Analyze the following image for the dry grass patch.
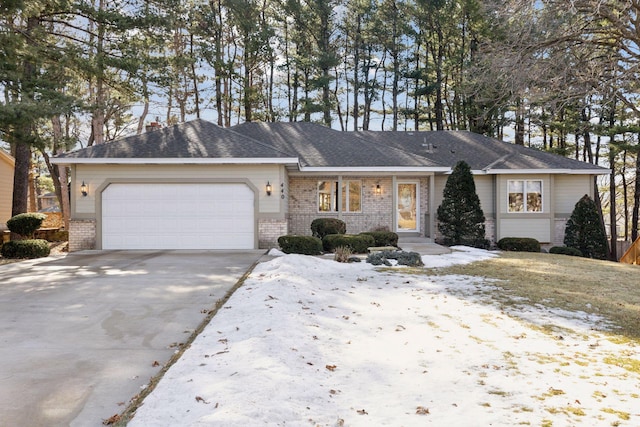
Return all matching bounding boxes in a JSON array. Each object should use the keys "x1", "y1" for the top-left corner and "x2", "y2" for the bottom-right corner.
[{"x1": 423, "y1": 251, "x2": 640, "y2": 340}]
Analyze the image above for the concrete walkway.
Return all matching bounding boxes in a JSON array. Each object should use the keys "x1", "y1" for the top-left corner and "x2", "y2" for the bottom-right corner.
[
  {"x1": 397, "y1": 237, "x2": 452, "y2": 255},
  {"x1": 0, "y1": 250, "x2": 263, "y2": 427}
]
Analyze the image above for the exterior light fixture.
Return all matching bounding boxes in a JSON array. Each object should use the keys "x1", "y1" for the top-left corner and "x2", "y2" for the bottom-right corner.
[
  {"x1": 266, "y1": 181, "x2": 272, "y2": 196},
  {"x1": 81, "y1": 181, "x2": 88, "y2": 197},
  {"x1": 375, "y1": 184, "x2": 381, "y2": 195}
]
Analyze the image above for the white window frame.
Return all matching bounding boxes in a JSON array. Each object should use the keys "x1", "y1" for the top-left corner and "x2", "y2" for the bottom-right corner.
[
  {"x1": 317, "y1": 180, "x2": 362, "y2": 213},
  {"x1": 508, "y1": 179, "x2": 543, "y2": 213}
]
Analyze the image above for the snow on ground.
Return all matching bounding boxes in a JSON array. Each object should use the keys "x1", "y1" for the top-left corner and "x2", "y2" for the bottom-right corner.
[{"x1": 129, "y1": 248, "x2": 640, "y2": 426}]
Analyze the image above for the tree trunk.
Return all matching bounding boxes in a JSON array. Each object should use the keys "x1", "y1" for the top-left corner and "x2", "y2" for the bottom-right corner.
[
  {"x1": 137, "y1": 73, "x2": 150, "y2": 134},
  {"x1": 190, "y1": 33, "x2": 201, "y2": 119},
  {"x1": 48, "y1": 115, "x2": 70, "y2": 230},
  {"x1": 433, "y1": 30, "x2": 444, "y2": 131},
  {"x1": 631, "y1": 135, "x2": 640, "y2": 241},
  {"x1": 621, "y1": 149, "x2": 629, "y2": 240},
  {"x1": 91, "y1": 0, "x2": 106, "y2": 145},
  {"x1": 11, "y1": 15, "x2": 39, "y2": 217},
  {"x1": 12, "y1": 141, "x2": 30, "y2": 217},
  {"x1": 609, "y1": 147, "x2": 618, "y2": 260},
  {"x1": 353, "y1": 14, "x2": 360, "y2": 131}
]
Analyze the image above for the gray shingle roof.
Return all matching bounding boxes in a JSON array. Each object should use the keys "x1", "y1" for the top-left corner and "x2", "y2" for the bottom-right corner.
[
  {"x1": 355, "y1": 130, "x2": 606, "y2": 172},
  {"x1": 231, "y1": 122, "x2": 441, "y2": 168},
  {"x1": 56, "y1": 119, "x2": 295, "y2": 160},
  {"x1": 55, "y1": 119, "x2": 607, "y2": 174}
]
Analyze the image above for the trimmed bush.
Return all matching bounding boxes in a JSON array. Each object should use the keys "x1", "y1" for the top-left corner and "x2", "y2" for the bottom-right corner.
[
  {"x1": 549, "y1": 246, "x2": 583, "y2": 257},
  {"x1": 7, "y1": 213, "x2": 47, "y2": 238},
  {"x1": 367, "y1": 250, "x2": 424, "y2": 267},
  {"x1": 277, "y1": 235, "x2": 323, "y2": 255},
  {"x1": 359, "y1": 231, "x2": 398, "y2": 247},
  {"x1": 1, "y1": 239, "x2": 51, "y2": 259},
  {"x1": 310, "y1": 218, "x2": 346, "y2": 239},
  {"x1": 322, "y1": 234, "x2": 375, "y2": 253},
  {"x1": 497, "y1": 237, "x2": 541, "y2": 252}
]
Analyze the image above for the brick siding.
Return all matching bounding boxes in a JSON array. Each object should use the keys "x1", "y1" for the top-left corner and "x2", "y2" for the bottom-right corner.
[
  {"x1": 258, "y1": 218, "x2": 288, "y2": 249},
  {"x1": 69, "y1": 219, "x2": 96, "y2": 252},
  {"x1": 287, "y1": 176, "x2": 427, "y2": 235}
]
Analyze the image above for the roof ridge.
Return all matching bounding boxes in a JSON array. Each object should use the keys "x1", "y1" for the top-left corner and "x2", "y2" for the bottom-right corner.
[{"x1": 351, "y1": 130, "x2": 446, "y2": 167}]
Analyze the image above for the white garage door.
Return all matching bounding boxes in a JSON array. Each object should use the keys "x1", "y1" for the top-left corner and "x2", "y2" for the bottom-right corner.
[{"x1": 102, "y1": 183, "x2": 254, "y2": 250}]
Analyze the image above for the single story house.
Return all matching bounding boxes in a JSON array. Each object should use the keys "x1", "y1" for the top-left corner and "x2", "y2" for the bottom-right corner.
[
  {"x1": 51, "y1": 119, "x2": 608, "y2": 251},
  {"x1": 0, "y1": 148, "x2": 15, "y2": 230}
]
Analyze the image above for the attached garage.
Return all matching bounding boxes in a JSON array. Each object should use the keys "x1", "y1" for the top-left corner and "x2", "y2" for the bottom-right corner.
[{"x1": 102, "y1": 183, "x2": 255, "y2": 250}]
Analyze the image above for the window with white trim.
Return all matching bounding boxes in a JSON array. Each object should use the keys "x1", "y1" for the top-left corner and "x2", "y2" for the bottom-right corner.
[
  {"x1": 318, "y1": 180, "x2": 361, "y2": 212},
  {"x1": 508, "y1": 180, "x2": 542, "y2": 212}
]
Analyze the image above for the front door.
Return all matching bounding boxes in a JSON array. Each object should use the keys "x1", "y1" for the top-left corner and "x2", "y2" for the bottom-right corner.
[{"x1": 396, "y1": 182, "x2": 419, "y2": 232}]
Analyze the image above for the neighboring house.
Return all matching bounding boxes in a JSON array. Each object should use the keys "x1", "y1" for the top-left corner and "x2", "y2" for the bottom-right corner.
[
  {"x1": 37, "y1": 192, "x2": 61, "y2": 212},
  {"x1": 0, "y1": 148, "x2": 15, "y2": 230},
  {"x1": 51, "y1": 119, "x2": 608, "y2": 252}
]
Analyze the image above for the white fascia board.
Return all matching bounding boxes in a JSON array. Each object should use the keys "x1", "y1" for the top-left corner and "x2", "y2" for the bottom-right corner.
[
  {"x1": 483, "y1": 168, "x2": 610, "y2": 175},
  {"x1": 50, "y1": 157, "x2": 299, "y2": 165},
  {"x1": 298, "y1": 166, "x2": 451, "y2": 173}
]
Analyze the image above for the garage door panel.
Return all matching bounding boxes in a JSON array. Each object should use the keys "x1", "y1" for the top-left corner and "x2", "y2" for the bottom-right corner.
[{"x1": 102, "y1": 183, "x2": 255, "y2": 250}]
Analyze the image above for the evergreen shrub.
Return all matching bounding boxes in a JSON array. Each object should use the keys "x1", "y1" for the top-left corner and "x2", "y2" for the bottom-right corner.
[
  {"x1": 549, "y1": 246, "x2": 583, "y2": 257},
  {"x1": 310, "y1": 218, "x2": 346, "y2": 238},
  {"x1": 7, "y1": 213, "x2": 47, "y2": 238},
  {"x1": 436, "y1": 161, "x2": 487, "y2": 248},
  {"x1": 277, "y1": 235, "x2": 323, "y2": 255},
  {"x1": 497, "y1": 237, "x2": 541, "y2": 252},
  {"x1": 564, "y1": 194, "x2": 609, "y2": 260},
  {"x1": 1, "y1": 239, "x2": 50, "y2": 259},
  {"x1": 322, "y1": 234, "x2": 375, "y2": 253},
  {"x1": 359, "y1": 231, "x2": 398, "y2": 247},
  {"x1": 366, "y1": 250, "x2": 424, "y2": 267}
]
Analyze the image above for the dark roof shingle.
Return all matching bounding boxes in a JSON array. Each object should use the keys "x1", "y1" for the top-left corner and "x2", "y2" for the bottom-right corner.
[
  {"x1": 56, "y1": 119, "x2": 295, "y2": 160},
  {"x1": 231, "y1": 122, "x2": 442, "y2": 168},
  {"x1": 55, "y1": 119, "x2": 607, "y2": 174},
  {"x1": 354, "y1": 130, "x2": 605, "y2": 172}
]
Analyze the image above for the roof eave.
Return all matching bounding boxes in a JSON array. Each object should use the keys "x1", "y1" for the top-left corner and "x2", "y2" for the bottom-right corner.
[
  {"x1": 50, "y1": 157, "x2": 300, "y2": 165},
  {"x1": 298, "y1": 166, "x2": 450, "y2": 173},
  {"x1": 482, "y1": 168, "x2": 610, "y2": 175}
]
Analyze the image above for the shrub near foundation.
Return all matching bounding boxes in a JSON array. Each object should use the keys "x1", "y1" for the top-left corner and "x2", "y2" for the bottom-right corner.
[
  {"x1": 359, "y1": 231, "x2": 398, "y2": 247},
  {"x1": 277, "y1": 235, "x2": 323, "y2": 255},
  {"x1": 497, "y1": 237, "x2": 541, "y2": 252},
  {"x1": 7, "y1": 213, "x2": 47, "y2": 238},
  {"x1": 310, "y1": 218, "x2": 346, "y2": 238},
  {"x1": 323, "y1": 234, "x2": 375, "y2": 253},
  {"x1": 549, "y1": 246, "x2": 583, "y2": 257},
  {"x1": 1, "y1": 239, "x2": 51, "y2": 259},
  {"x1": 366, "y1": 250, "x2": 424, "y2": 267}
]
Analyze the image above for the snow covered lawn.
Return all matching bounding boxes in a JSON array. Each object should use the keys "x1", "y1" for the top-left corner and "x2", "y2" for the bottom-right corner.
[{"x1": 129, "y1": 247, "x2": 640, "y2": 426}]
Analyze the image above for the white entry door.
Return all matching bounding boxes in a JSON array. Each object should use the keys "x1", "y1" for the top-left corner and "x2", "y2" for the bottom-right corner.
[
  {"x1": 102, "y1": 183, "x2": 254, "y2": 250},
  {"x1": 396, "y1": 182, "x2": 419, "y2": 232}
]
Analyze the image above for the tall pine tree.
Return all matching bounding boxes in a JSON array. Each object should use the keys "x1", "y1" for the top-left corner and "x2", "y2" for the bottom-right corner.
[{"x1": 436, "y1": 160, "x2": 488, "y2": 247}]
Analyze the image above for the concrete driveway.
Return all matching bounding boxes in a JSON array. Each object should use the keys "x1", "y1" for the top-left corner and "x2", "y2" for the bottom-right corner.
[{"x1": 0, "y1": 249, "x2": 264, "y2": 427}]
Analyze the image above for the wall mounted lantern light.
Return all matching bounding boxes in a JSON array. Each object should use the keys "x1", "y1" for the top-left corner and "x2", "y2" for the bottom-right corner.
[
  {"x1": 81, "y1": 181, "x2": 88, "y2": 197},
  {"x1": 266, "y1": 181, "x2": 272, "y2": 196},
  {"x1": 375, "y1": 184, "x2": 381, "y2": 195}
]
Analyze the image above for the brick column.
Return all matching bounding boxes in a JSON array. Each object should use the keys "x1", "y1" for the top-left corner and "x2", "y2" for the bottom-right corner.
[
  {"x1": 258, "y1": 218, "x2": 288, "y2": 249},
  {"x1": 69, "y1": 219, "x2": 96, "y2": 252}
]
